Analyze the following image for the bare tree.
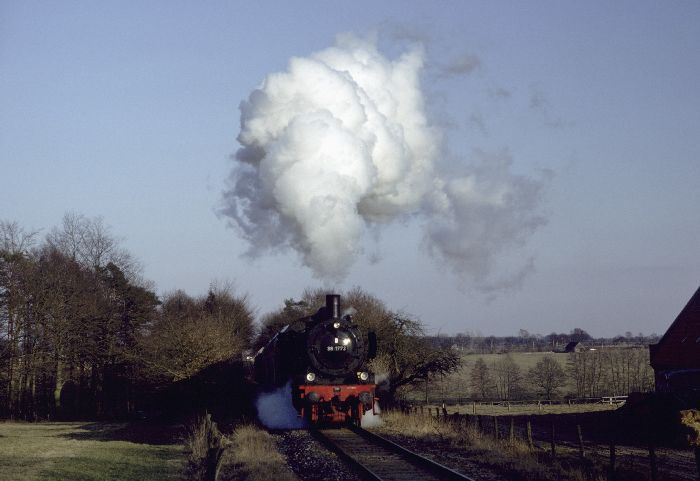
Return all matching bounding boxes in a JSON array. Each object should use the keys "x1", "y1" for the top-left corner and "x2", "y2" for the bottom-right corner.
[
  {"x1": 47, "y1": 212, "x2": 141, "y2": 281},
  {"x1": 568, "y1": 350, "x2": 605, "y2": 397},
  {"x1": 0, "y1": 220, "x2": 39, "y2": 255},
  {"x1": 529, "y1": 355, "x2": 567, "y2": 399},
  {"x1": 493, "y1": 354, "x2": 522, "y2": 400},
  {"x1": 469, "y1": 357, "x2": 493, "y2": 399}
]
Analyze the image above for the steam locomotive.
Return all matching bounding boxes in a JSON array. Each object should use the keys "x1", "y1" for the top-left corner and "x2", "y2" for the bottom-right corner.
[{"x1": 253, "y1": 294, "x2": 377, "y2": 424}]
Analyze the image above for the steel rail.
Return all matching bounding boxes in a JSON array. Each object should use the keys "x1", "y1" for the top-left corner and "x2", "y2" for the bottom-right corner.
[{"x1": 311, "y1": 425, "x2": 477, "y2": 481}]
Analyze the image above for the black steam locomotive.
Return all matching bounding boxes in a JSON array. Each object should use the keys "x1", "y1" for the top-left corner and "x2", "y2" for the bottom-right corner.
[{"x1": 254, "y1": 294, "x2": 377, "y2": 424}]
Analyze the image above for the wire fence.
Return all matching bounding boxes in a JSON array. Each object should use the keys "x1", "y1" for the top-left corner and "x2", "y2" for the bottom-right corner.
[{"x1": 395, "y1": 404, "x2": 699, "y2": 481}]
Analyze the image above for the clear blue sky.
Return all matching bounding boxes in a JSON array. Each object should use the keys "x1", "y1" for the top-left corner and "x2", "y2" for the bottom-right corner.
[{"x1": 1, "y1": 1, "x2": 698, "y2": 336}]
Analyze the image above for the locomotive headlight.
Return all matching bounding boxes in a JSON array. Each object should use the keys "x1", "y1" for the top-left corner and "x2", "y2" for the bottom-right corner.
[
  {"x1": 358, "y1": 371, "x2": 369, "y2": 381},
  {"x1": 306, "y1": 372, "x2": 316, "y2": 382},
  {"x1": 333, "y1": 321, "x2": 341, "y2": 329}
]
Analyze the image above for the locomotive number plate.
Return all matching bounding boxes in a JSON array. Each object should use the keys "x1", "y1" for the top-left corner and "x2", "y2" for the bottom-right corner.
[{"x1": 326, "y1": 346, "x2": 347, "y2": 351}]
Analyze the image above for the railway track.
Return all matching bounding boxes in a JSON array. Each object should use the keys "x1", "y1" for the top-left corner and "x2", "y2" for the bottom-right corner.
[{"x1": 312, "y1": 425, "x2": 476, "y2": 481}]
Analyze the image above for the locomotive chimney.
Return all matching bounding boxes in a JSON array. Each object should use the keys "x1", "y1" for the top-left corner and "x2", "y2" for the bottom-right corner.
[{"x1": 326, "y1": 294, "x2": 340, "y2": 319}]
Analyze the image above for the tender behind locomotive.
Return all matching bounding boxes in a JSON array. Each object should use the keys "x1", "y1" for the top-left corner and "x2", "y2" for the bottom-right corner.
[{"x1": 254, "y1": 294, "x2": 377, "y2": 424}]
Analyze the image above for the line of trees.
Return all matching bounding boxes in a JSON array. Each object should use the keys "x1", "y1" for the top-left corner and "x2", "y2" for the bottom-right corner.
[
  {"x1": 568, "y1": 347, "x2": 653, "y2": 397},
  {"x1": 463, "y1": 349, "x2": 654, "y2": 401},
  {"x1": 431, "y1": 329, "x2": 660, "y2": 354},
  {"x1": 0, "y1": 215, "x2": 254, "y2": 420},
  {"x1": 2, "y1": 215, "x2": 461, "y2": 419}
]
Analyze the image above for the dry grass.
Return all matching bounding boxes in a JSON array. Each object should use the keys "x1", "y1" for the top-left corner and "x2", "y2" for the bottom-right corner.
[
  {"x1": 377, "y1": 410, "x2": 611, "y2": 481},
  {"x1": 218, "y1": 425, "x2": 298, "y2": 481},
  {"x1": 184, "y1": 416, "x2": 214, "y2": 480},
  {"x1": 185, "y1": 417, "x2": 297, "y2": 481},
  {"x1": 428, "y1": 401, "x2": 618, "y2": 416}
]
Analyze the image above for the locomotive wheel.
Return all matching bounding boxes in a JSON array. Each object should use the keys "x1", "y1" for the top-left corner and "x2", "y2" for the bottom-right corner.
[
  {"x1": 349, "y1": 398, "x2": 361, "y2": 427},
  {"x1": 303, "y1": 403, "x2": 314, "y2": 424}
]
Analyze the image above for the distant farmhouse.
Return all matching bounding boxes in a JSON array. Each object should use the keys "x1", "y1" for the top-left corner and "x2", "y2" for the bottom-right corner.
[
  {"x1": 564, "y1": 341, "x2": 585, "y2": 353},
  {"x1": 649, "y1": 286, "x2": 700, "y2": 394},
  {"x1": 553, "y1": 341, "x2": 586, "y2": 353}
]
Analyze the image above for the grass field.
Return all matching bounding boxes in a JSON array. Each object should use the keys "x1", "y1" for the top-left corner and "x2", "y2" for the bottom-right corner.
[
  {"x1": 0, "y1": 422, "x2": 186, "y2": 481},
  {"x1": 405, "y1": 351, "x2": 577, "y2": 402}
]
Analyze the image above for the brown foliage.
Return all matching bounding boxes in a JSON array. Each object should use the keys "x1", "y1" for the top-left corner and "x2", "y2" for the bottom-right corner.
[{"x1": 142, "y1": 286, "x2": 254, "y2": 382}]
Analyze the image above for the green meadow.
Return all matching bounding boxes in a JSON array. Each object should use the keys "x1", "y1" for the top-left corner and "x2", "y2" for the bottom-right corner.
[{"x1": 0, "y1": 422, "x2": 185, "y2": 481}]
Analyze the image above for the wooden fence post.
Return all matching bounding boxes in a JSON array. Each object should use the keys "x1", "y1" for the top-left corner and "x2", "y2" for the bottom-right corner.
[
  {"x1": 549, "y1": 415, "x2": 556, "y2": 458},
  {"x1": 509, "y1": 417, "x2": 515, "y2": 446},
  {"x1": 472, "y1": 401, "x2": 476, "y2": 414},
  {"x1": 609, "y1": 435, "x2": 616, "y2": 480},
  {"x1": 648, "y1": 443, "x2": 658, "y2": 481},
  {"x1": 202, "y1": 413, "x2": 230, "y2": 481},
  {"x1": 577, "y1": 424, "x2": 585, "y2": 458}
]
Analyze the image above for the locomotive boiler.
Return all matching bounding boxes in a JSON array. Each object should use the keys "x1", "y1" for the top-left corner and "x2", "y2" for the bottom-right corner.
[{"x1": 254, "y1": 294, "x2": 377, "y2": 424}]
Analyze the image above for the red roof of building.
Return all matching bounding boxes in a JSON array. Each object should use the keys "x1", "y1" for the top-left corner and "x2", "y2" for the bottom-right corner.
[{"x1": 650, "y1": 286, "x2": 700, "y2": 370}]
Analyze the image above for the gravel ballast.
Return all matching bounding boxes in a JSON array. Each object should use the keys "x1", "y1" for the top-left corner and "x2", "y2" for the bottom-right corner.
[{"x1": 273, "y1": 429, "x2": 363, "y2": 481}]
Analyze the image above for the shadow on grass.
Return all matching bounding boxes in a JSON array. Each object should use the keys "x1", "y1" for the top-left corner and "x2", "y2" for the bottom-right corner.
[
  {"x1": 61, "y1": 422, "x2": 184, "y2": 445},
  {"x1": 39, "y1": 447, "x2": 184, "y2": 481}
]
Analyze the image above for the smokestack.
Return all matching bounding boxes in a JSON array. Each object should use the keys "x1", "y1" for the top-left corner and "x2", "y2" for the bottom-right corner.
[{"x1": 326, "y1": 294, "x2": 340, "y2": 319}]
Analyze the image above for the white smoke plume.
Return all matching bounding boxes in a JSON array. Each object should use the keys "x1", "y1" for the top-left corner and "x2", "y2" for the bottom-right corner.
[
  {"x1": 221, "y1": 34, "x2": 546, "y2": 289},
  {"x1": 256, "y1": 381, "x2": 307, "y2": 429}
]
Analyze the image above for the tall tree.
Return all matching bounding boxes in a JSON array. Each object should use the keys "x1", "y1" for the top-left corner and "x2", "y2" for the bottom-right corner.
[
  {"x1": 569, "y1": 328, "x2": 592, "y2": 343},
  {"x1": 47, "y1": 212, "x2": 140, "y2": 281},
  {"x1": 469, "y1": 357, "x2": 493, "y2": 399},
  {"x1": 493, "y1": 354, "x2": 522, "y2": 400},
  {"x1": 529, "y1": 355, "x2": 567, "y2": 399}
]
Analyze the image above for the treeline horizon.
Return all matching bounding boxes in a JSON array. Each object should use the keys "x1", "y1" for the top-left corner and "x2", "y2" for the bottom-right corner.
[
  {"x1": 1, "y1": 214, "x2": 462, "y2": 420},
  {"x1": 0, "y1": 214, "x2": 255, "y2": 421},
  {"x1": 419, "y1": 347, "x2": 656, "y2": 404},
  {"x1": 426, "y1": 329, "x2": 661, "y2": 355}
]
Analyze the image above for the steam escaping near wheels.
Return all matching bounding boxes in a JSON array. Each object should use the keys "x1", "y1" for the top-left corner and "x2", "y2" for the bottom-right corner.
[
  {"x1": 221, "y1": 33, "x2": 547, "y2": 291},
  {"x1": 256, "y1": 382, "x2": 307, "y2": 430},
  {"x1": 361, "y1": 402, "x2": 382, "y2": 428}
]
